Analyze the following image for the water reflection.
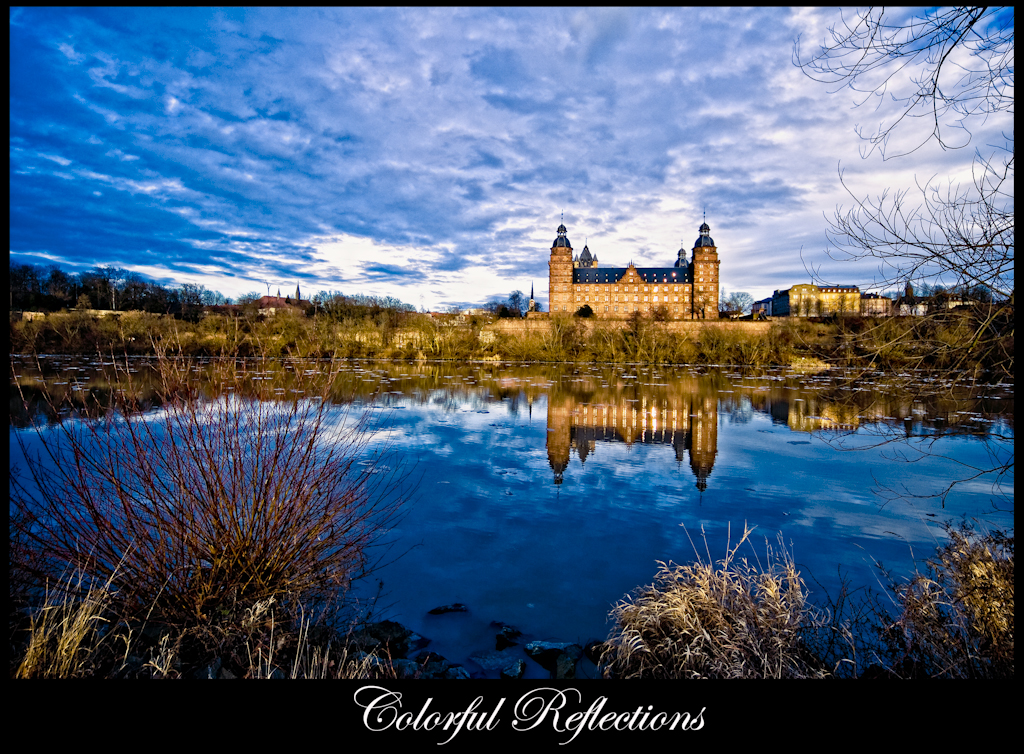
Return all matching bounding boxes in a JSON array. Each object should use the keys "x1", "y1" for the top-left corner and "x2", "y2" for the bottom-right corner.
[
  {"x1": 10, "y1": 356, "x2": 1014, "y2": 676},
  {"x1": 11, "y1": 356, "x2": 1013, "y2": 438},
  {"x1": 545, "y1": 374, "x2": 719, "y2": 491}
]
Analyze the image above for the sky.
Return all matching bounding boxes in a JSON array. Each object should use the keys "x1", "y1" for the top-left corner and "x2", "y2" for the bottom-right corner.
[{"x1": 9, "y1": 7, "x2": 1012, "y2": 310}]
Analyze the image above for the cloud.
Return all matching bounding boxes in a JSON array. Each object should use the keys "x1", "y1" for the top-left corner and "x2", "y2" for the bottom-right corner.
[{"x1": 8, "y1": 8, "x2": 1010, "y2": 307}]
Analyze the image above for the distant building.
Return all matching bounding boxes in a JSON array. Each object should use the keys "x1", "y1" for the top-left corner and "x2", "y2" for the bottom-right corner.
[
  {"x1": 208, "y1": 295, "x2": 310, "y2": 317},
  {"x1": 752, "y1": 297, "x2": 773, "y2": 318},
  {"x1": 859, "y1": 292, "x2": 893, "y2": 317},
  {"x1": 256, "y1": 295, "x2": 309, "y2": 314},
  {"x1": 893, "y1": 283, "x2": 972, "y2": 316},
  {"x1": 894, "y1": 283, "x2": 928, "y2": 316},
  {"x1": 771, "y1": 284, "x2": 860, "y2": 317}
]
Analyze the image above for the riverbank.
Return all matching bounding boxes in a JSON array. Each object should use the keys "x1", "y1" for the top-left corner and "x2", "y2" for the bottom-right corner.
[
  {"x1": 11, "y1": 520, "x2": 1011, "y2": 679},
  {"x1": 10, "y1": 306, "x2": 1012, "y2": 375}
]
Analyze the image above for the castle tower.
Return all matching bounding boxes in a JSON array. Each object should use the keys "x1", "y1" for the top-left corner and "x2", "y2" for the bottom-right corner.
[
  {"x1": 548, "y1": 221, "x2": 573, "y2": 314},
  {"x1": 577, "y1": 241, "x2": 597, "y2": 268},
  {"x1": 690, "y1": 220, "x2": 720, "y2": 319}
]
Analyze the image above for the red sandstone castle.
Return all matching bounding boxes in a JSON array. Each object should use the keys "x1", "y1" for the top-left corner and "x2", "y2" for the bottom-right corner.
[{"x1": 547, "y1": 219, "x2": 721, "y2": 319}]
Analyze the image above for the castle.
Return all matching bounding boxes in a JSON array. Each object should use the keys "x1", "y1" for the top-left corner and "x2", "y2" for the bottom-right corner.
[{"x1": 547, "y1": 219, "x2": 721, "y2": 319}]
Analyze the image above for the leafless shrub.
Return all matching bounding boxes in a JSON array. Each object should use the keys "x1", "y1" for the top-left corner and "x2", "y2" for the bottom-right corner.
[{"x1": 10, "y1": 354, "x2": 408, "y2": 633}]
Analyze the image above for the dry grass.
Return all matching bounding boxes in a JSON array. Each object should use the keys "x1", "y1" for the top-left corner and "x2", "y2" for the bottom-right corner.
[
  {"x1": 13, "y1": 584, "x2": 399, "y2": 679},
  {"x1": 875, "y1": 523, "x2": 1013, "y2": 678},
  {"x1": 14, "y1": 573, "x2": 114, "y2": 679},
  {"x1": 241, "y1": 600, "x2": 398, "y2": 679},
  {"x1": 602, "y1": 525, "x2": 828, "y2": 679}
]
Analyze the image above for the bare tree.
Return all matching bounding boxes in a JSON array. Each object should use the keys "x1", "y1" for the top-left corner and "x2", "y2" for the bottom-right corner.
[
  {"x1": 506, "y1": 290, "x2": 526, "y2": 316},
  {"x1": 795, "y1": 7, "x2": 1013, "y2": 377},
  {"x1": 721, "y1": 290, "x2": 754, "y2": 317},
  {"x1": 794, "y1": 7, "x2": 1014, "y2": 507},
  {"x1": 96, "y1": 266, "x2": 128, "y2": 311},
  {"x1": 794, "y1": 7, "x2": 1013, "y2": 158}
]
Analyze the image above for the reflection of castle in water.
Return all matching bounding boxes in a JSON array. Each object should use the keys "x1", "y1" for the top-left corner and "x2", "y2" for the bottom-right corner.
[{"x1": 546, "y1": 390, "x2": 718, "y2": 490}]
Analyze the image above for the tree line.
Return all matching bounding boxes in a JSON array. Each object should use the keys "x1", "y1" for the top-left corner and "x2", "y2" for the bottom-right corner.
[
  {"x1": 9, "y1": 262, "x2": 422, "y2": 324},
  {"x1": 9, "y1": 262, "x2": 230, "y2": 321}
]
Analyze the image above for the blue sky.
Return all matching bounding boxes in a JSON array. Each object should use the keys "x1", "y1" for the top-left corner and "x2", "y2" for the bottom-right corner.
[{"x1": 9, "y1": 7, "x2": 1011, "y2": 310}]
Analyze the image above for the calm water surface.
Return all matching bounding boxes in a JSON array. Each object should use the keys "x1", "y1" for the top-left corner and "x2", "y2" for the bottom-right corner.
[{"x1": 11, "y1": 356, "x2": 1013, "y2": 677}]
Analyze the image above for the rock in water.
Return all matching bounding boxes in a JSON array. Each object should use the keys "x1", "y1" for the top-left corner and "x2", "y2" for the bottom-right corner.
[
  {"x1": 501, "y1": 659, "x2": 526, "y2": 680},
  {"x1": 428, "y1": 603, "x2": 469, "y2": 615},
  {"x1": 525, "y1": 640, "x2": 583, "y2": 677}
]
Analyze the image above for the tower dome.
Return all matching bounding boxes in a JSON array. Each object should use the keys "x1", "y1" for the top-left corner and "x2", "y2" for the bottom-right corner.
[
  {"x1": 674, "y1": 239, "x2": 688, "y2": 268},
  {"x1": 552, "y1": 222, "x2": 572, "y2": 248},
  {"x1": 693, "y1": 221, "x2": 715, "y2": 249}
]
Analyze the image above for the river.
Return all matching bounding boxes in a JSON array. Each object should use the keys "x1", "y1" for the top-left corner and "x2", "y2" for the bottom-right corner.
[{"x1": 10, "y1": 355, "x2": 1014, "y2": 677}]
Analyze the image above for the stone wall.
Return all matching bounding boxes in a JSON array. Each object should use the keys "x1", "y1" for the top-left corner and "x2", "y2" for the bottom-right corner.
[
  {"x1": 19, "y1": 309, "x2": 125, "y2": 320},
  {"x1": 487, "y1": 318, "x2": 772, "y2": 336}
]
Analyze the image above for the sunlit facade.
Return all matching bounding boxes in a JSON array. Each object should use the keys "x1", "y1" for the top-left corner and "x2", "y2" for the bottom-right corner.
[{"x1": 547, "y1": 220, "x2": 721, "y2": 320}]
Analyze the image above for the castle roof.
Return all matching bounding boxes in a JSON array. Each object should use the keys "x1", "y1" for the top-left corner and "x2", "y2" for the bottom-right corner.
[{"x1": 573, "y1": 267, "x2": 692, "y2": 284}]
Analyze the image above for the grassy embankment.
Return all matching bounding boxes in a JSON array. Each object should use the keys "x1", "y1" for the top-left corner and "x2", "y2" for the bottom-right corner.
[{"x1": 12, "y1": 306, "x2": 1011, "y2": 373}]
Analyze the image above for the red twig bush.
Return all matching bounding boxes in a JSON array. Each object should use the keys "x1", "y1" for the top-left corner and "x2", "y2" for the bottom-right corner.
[{"x1": 11, "y1": 356, "x2": 407, "y2": 627}]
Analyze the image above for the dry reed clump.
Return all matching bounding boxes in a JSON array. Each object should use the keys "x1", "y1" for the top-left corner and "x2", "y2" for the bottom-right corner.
[
  {"x1": 602, "y1": 526, "x2": 828, "y2": 679},
  {"x1": 10, "y1": 354, "x2": 409, "y2": 674},
  {"x1": 877, "y1": 523, "x2": 1013, "y2": 678},
  {"x1": 13, "y1": 572, "x2": 114, "y2": 679}
]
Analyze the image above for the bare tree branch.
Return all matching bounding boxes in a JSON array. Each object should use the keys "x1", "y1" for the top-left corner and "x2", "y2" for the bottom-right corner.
[{"x1": 794, "y1": 7, "x2": 1013, "y2": 157}]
